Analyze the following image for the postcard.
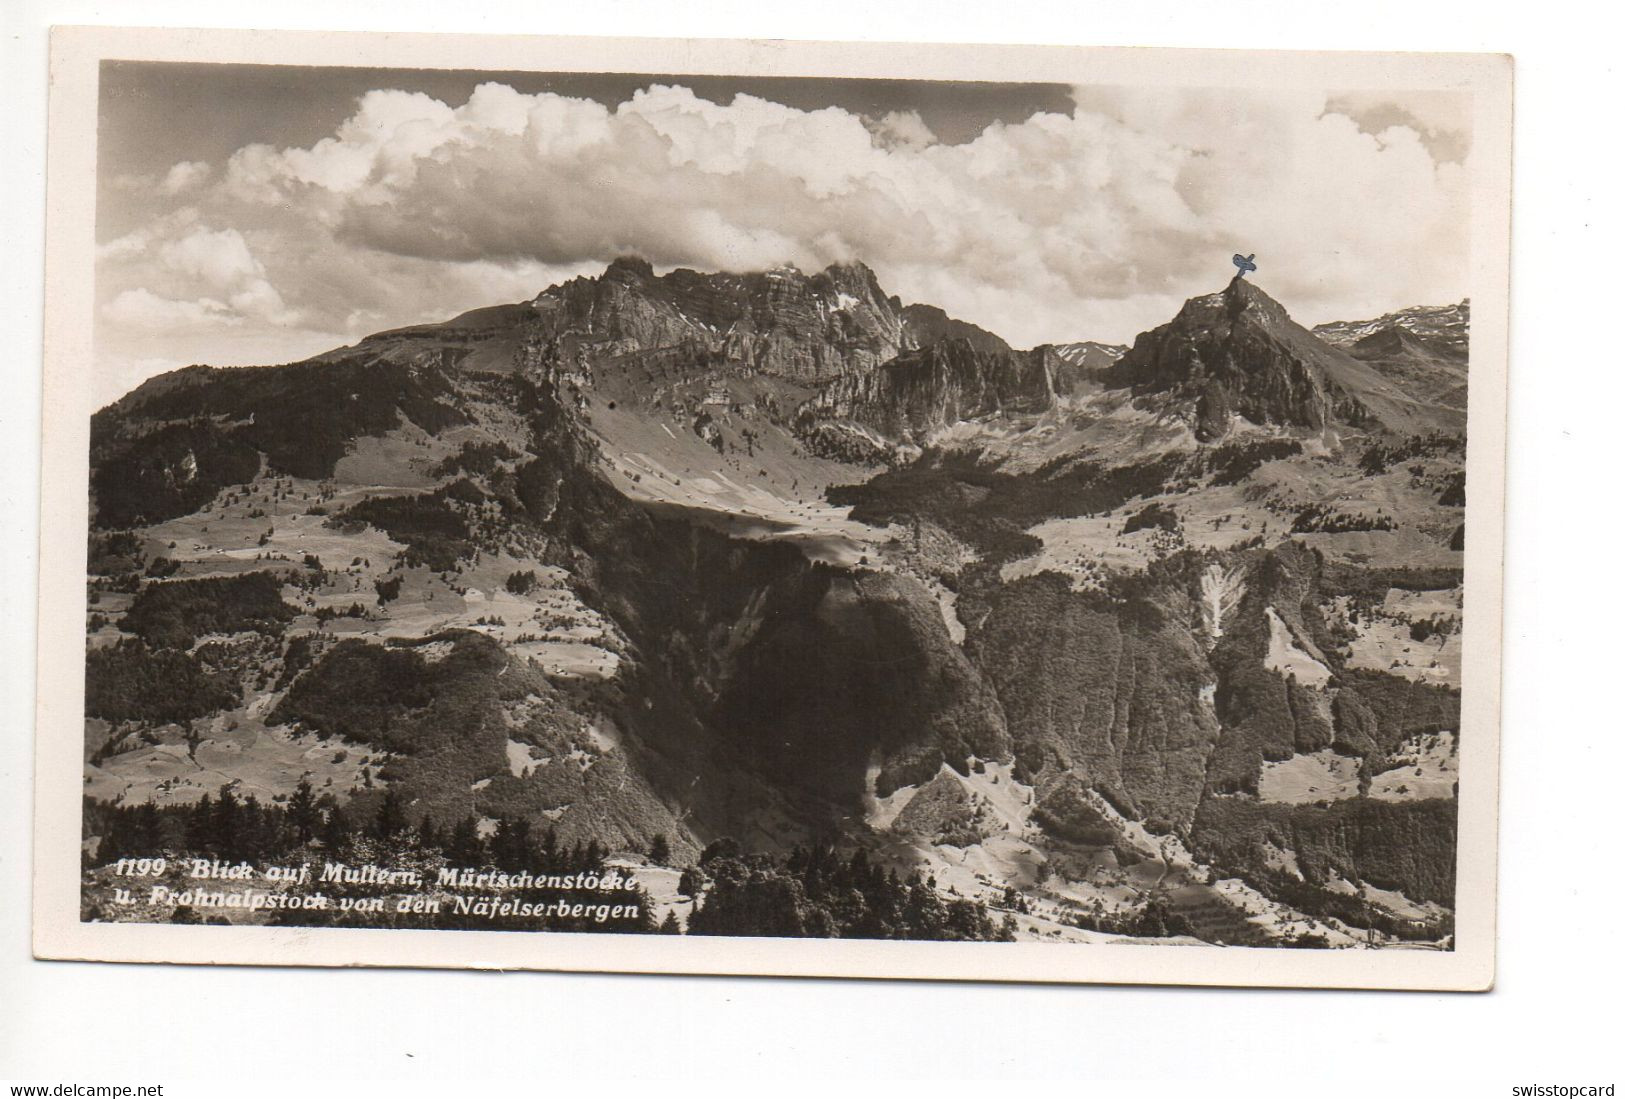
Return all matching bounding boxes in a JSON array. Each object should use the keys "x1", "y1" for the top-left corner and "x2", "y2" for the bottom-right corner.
[{"x1": 34, "y1": 26, "x2": 1510, "y2": 988}]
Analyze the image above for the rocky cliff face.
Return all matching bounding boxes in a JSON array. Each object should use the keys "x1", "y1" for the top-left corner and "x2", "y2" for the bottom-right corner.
[
  {"x1": 963, "y1": 541, "x2": 1461, "y2": 901},
  {"x1": 529, "y1": 256, "x2": 907, "y2": 381},
  {"x1": 966, "y1": 570, "x2": 1223, "y2": 830},
  {"x1": 1104, "y1": 277, "x2": 1446, "y2": 440},
  {"x1": 898, "y1": 303, "x2": 1012, "y2": 357},
  {"x1": 530, "y1": 457, "x2": 1012, "y2": 812},
  {"x1": 1045, "y1": 341, "x2": 1126, "y2": 395},
  {"x1": 796, "y1": 339, "x2": 1058, "y2": 458},
  {"x1": 320, "y1": 259, "x2": 1074, "y2": 465}
]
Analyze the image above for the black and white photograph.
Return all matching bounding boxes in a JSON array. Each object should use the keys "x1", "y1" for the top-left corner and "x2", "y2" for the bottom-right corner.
[{"x1": 28, "y1": 27, "x2": 1510, "y2": 991}]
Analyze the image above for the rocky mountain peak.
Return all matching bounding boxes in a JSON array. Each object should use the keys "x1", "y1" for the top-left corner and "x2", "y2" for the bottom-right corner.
[
  {"x1": 898, "y1": 303, "x2": 1012, "y2": 357},
  {"x1": 817, "y1": 258, "x2": 883, "y2": 292},
  {"x1": 602, "y1": 254, "x2": 658, "y2": 284},
  {"x1": 527, "y1": 257, "x2": 905, "y2": 380},
  {"x1": 1165, "y1": 276, "x2": 1297, "y2": 340},
  {"x1": 1104, "y1": 277, "x2": 1448, "y2": 441}
]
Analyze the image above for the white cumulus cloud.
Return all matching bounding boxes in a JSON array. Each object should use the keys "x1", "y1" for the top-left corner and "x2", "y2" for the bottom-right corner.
[
  {"x1": 103, "y1": 288, "x2": 239, "y2": 331},
  {"x1": 96, "y1": 79, "x2": 1472, "y2": 399},
  {"x1": 159, "y1": 160, "x2": 213, "y2": 196}
]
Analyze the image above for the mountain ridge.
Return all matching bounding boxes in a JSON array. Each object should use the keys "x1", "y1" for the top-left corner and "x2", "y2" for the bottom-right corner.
[
  {"x1": 1103, "y1": 276, "x2": 1461, "y2": 441},
  {"x1": 1314, "y1": 300, "x2": 1471, "y2": 411},
  {"x1": 81, "y1": 257, "x2": 1470, "y2": 948}
]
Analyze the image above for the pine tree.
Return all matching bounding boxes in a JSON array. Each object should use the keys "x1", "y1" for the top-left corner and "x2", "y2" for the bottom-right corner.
[
  {"x1": 446, "y1": 814, "x2": 484, "y2": 868},
  {"x1": 678, "y1": 867, "x2": 704, "y2": 899},
  {"x1": 629, "y1": 887, "x2": 658, "y2": 933},
  {"x1": 648, "y1": 833, "x2": 671, "y2": 865},
  {"x1": 93, "y1": 816, "x2": 126, "y2": 865},
  {"x1": 287, "y1": 779, "x2": 319, "y2": 845},
  {"x1": 211, "y1": 786, "x2": 241, "y2": 861},
  {"x1": 320, "y1": 805, "x2": 352, "y2": 853},
  {"x1": 122, "y1": 802, "x2": 164, "y2": 857},
  {"x1": 187, "y1": 793, "x2": 214, "y2": 853},
  {"x1": 492, "y1": 817, "x2": 534, "y2": 871},
  {"x1": 658, "y1": 910, "x2": 681, "y2": 934},
  {"x1": 848, "y1": 846, "x2": 872, "y2": 886},
  {"x1": 237, "y1": 795, "x2": 271, "y2": 863},
  {"x1": 373, "y1": 789, "x2": 408, "y2": 840}
]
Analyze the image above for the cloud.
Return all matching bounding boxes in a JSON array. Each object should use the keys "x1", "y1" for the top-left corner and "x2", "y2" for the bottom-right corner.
[
  {"x1": 160, "y1": 160, "x2": 213, "y2": 195},
  {"x1": 97, "y1": 79, "x2": 1472, "y2": 396},
  {"x1": 1324, "y1": 91, "x2": 1472, "y2": 164},
  {"x1": 865, "y1": 110, "x2": 936, "y2": 150},
  {"x1": 101, "y1": 223, "x2": 301, "y2": 331},
  {"x1": 158, "y1": 226, "x2": 262, "y2": 290},
  {"x1": 103, "y1": 288, "x2": 240, "y2": 331}
]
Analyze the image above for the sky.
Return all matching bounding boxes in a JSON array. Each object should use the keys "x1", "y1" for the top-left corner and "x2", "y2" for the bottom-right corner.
[{"x1": 93, "y1": 61, "x2": 1473, "y2": 404}]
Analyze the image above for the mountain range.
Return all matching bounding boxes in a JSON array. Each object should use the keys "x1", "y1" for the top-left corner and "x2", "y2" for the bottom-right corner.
[{"x1": 82, "y1": 259, "x2": 1469, "y2": 947}]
